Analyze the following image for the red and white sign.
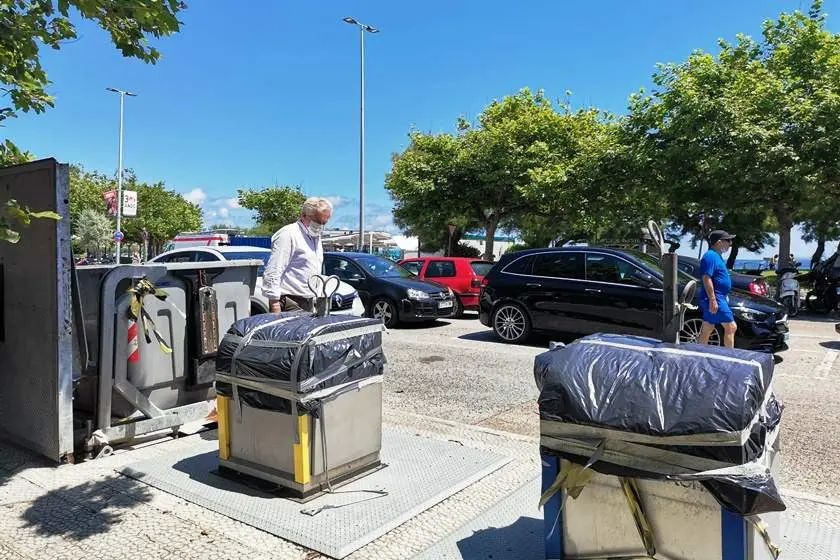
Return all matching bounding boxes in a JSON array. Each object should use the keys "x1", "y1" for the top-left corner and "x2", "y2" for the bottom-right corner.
[
  {"x1": 103, "y1": 190, "x2": 118, "y2": 216},
  {"x1": 123, "y1": 190, "x2": 138, "y2": 217}
]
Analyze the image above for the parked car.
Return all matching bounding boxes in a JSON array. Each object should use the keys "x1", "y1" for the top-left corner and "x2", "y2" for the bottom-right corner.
[
  {"x1": 323, "y1": 252, "x2": 456, "y2": 327},
  {"x1": 149, "y1": 246, "x2": 365, "y2": 317},
  {"x1": 479, "y1": 247, "x2": 789, "y2": 353},
  {"x1": 397, "y1": 257, "x2": 493, "y2": 317},
  {"x1": 677, "y1": 255, "x2": 769, "y2": 297}
]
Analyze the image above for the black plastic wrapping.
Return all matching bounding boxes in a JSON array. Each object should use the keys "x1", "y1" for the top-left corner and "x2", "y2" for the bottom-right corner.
[
  {"x1": 536, "y1": 333, "x2": 784, "y2": 516},
  {"x1": 216, "y1": 313, "x2": 385, "y2": 413}
]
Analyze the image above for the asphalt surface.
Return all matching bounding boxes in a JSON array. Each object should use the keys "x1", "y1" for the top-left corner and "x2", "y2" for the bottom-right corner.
[{"x1": 381, "y1": 312, "x2": 840, "y2": 500}]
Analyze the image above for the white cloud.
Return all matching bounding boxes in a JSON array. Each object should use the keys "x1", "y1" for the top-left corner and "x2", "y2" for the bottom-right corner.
[
  {"x1": 325, "y1": 196, "x2": 347, "y2": 208},
  {"x1": 226, "y1": 198, "x2": 241, "y2": 209},
  {"x1": 184, "y1": 188, "x2": 207, "y2": 204},
  {"x1": 218, "y1": 207, "x2": 230, "y2": 218}
]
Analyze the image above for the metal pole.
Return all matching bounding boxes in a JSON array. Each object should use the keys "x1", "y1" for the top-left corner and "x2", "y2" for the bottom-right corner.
[
  {"x1": 115, "y1": 92, "x2": 125, "y2": 264},
  {"x1": 358, "y1": 27, "x2": 366, "y2": 253},
  {"x1": 661, "y1": 253, "x2": 680, "y2": 343}
]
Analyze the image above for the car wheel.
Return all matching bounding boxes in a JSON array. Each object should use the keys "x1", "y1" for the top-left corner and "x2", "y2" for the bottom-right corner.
[
  {"x1": 680, "y1": 318, "x2": 720, "y2": 346},
  {"x1": 452, "y1": 296, "x2": 464, "y2": 319},
  {"x1": 371, "y1": 297, "x2": 398, "y2": 328},
  {"x1": 492, "y1": 303, "x2": 531, "y2": 344}
]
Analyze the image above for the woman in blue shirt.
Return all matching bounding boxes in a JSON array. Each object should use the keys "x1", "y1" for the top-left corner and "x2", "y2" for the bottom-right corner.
[{"x1": 699, "y1": 230, "x2": 737, "y2": 348}]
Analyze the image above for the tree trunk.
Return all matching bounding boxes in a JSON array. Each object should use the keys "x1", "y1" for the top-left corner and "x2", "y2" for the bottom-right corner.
[
  {"x1": 484, "y1": 218, "x2": 497, "y2": 261},
  {"x1": 811, "y1": 234, "x2": 826, "y2": 270},
  {"x1": 775, "y1": 209, "x2": 794, "y2": 270},
  {"x1": 726, "y1": 239, "x2": 740, "y2": 270}
]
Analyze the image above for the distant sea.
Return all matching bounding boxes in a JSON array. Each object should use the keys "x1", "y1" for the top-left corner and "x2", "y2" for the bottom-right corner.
[{"x1": 733, "y1": 257, "x2": 814, "y2": 271}]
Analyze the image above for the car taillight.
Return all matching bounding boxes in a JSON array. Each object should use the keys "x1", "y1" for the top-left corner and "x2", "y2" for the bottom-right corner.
[
  {"x1": 749, "y1": 281, "x2": 768, "y2": 296},
  {"x1": 471, "y1": 279, "x2": 482, "y2": 289}
]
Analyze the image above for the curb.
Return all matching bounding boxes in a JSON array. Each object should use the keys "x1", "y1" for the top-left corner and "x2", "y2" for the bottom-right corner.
[{"x1": 781, "y1": 488, "x2": 840, "y2": 509}]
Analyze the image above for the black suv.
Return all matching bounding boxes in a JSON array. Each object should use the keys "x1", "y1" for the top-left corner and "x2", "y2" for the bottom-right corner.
[{"x1": 479, "y1": 247, "x2": 789, "y2": 352}]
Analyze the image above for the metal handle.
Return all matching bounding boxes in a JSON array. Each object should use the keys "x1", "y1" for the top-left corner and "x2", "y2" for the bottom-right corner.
[
  {"x1": 585, "y1": 288, "x2": 602, "y2": 293},
  {"x1": 526, "y1": 282, "x2": 542, "y2": 288}
]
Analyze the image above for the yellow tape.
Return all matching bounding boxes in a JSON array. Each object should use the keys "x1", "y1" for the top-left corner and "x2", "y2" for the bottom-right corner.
[
  {"x1": 217, "y1": 396, "x2": 231, "y2": 460},
  {"x1": 293, "y1": 414, "x2": 311, "y2": 484}
]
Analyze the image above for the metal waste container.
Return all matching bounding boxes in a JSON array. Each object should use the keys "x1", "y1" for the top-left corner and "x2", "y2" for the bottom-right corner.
[
  {"x1": 536, "y1": 334, "x2": 783, "y2": 560},
  {"x1": 215, "y1": 312, "x2": 386, "y2": 498}
]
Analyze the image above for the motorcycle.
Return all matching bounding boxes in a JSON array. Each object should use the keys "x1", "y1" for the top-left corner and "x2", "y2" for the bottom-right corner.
[
  {"x1": 777, "y1": 266, "x2": 801, "y2": 317},
  {"x1": 804, "y1": 252, "x2": 840, "y2": 314}
]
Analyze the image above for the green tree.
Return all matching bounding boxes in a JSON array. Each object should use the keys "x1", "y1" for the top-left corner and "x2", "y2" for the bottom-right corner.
[
  {"x1": 122, "y1": 182, "x2": 203, "y2": 254},
  {"x1": 632, "y1": 1, "x2": 840, "y2": 269},
  {"x1": 387, "y1": 89, "x2": 630, "y2": 260},
  {"x1": 68, "y1": 164, "x2": 113, "y2": 222},
  {"x1": 1, "y1": 0, "x2": 185, "y2": 132},
  {"x1": 74, "y1": 208, "x2": 112, "y2": 255},
  {"x1": 237, "y1": 186, "x2": 306, "y2": 234}
]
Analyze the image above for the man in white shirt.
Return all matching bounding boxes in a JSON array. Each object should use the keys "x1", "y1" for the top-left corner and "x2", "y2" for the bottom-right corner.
[{"x1": 262, "y1": 197, "x2": 333, "y2": 312}]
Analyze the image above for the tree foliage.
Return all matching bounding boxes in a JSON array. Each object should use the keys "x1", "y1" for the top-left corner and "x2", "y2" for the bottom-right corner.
[
  {"x1": 386, "y1": 89, "x2": 637, "y2": 260},
  {"x1": 632, "y1": 1, "x2": 840, "y2": 268},
  {"x1": 74, "y1": 208, "x2": 112, "y2": 254},
  {"x1": 237, "y1": 186, "x2": 306, "y2": 234},
  {"x1": 68, "y1": 165, "x2": 202, "y2": 254},
  {"x1": 1, "y1": 0, "x2": 186, "y2": 128}
]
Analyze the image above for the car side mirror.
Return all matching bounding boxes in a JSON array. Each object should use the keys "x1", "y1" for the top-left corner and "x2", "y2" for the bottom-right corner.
[{"x1": 631, "y1": 270, "x2": 658, "y2": 287}]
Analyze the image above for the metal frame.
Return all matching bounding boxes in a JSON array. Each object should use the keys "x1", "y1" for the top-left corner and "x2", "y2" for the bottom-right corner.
[{"x1": 89, "y1": 264, "x2": 215, "y2": 449}]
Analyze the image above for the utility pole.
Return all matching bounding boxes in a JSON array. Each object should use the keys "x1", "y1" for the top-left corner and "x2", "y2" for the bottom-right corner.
[
  {"x1": 343, "y1": 17, "x2": 379, "y2": 252},
  {"x1": 106, "y1": 87, "x2": 137, "y2": 264}
]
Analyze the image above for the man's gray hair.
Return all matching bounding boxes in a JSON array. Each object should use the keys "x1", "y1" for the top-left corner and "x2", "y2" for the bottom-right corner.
[{"x1": 301, "y1": 197, "x2": 334, "y2": 218}]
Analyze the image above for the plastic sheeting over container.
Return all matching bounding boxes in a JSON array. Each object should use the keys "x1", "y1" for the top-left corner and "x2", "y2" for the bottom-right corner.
[
  {"x1": 535, "y1": 333, "x2": 784, "y2": 516},
  {"x1": 216, "y1": 313, "x2": 386, "y2": 413}
]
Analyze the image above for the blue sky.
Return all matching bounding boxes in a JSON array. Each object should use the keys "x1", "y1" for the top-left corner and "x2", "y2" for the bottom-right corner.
[{"x1": 5, "y1": 0, "x2": 839, "y2": 258}]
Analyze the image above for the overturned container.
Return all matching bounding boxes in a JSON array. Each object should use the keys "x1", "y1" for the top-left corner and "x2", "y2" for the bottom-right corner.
[
  {"x1": 536, "y1": 334, "x2": 782, "y2": 560},
  {"x1": 215, "y1": 312, "x2": 386, "y2": 499}
]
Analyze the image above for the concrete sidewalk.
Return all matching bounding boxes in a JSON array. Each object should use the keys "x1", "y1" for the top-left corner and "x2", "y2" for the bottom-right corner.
[{"x1": 1, "y1": 410, "x2": 838, "y2": 559}]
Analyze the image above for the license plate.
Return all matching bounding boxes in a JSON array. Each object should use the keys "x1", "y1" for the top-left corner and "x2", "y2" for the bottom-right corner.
[{"x1": 438, "y1": 300, "x2": 453, "y2": 309}]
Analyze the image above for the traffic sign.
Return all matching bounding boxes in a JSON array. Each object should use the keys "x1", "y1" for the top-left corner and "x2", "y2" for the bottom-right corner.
[{"x1": 114, "y1": 231, "x2": 124, "y2": 242}]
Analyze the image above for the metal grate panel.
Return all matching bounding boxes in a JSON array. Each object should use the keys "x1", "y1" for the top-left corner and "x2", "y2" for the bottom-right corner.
[{"x1": 120, "y1": 428, "x2": 510, "y2": 559}]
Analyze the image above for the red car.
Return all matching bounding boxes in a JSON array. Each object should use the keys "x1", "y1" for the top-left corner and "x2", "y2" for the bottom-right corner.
[{"x1": 397, "y1": 257, "x2": 494, "y2": 317}]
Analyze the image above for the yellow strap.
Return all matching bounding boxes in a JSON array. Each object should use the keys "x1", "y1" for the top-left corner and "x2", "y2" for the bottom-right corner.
[
  {"x1": 127, "y1": 277, "x2": 173, "y2": 354},
  {"x1": 619, "y1": 477, "x2": 657, "y2": 558}
]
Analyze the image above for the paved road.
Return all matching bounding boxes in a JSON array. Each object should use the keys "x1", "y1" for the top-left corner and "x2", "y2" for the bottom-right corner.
[{"x1": 381, "y1": 312, "x2": 840, "y2": 500}]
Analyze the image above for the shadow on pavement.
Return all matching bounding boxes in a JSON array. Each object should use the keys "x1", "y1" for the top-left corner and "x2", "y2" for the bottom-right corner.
[
  {"x1": 458, "y1": 329, "x2": 574, "y2": 350},
  {"x1": 21, "y1": 475, "x2": 153, "y2": 540},
  {"x1": 395, "y1": 320, "x2": 452, "y2": 330},
  {"x1": 819, "y1": 340, "x2": 840, "y2": 350},
  {"x1": 456, "y1": 516, "x2": 544, "y2": 560}
]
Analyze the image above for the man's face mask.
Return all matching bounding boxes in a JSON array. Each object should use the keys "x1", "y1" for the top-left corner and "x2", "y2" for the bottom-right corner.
[{"x1": 306, "y1": 221, "x2": 325, "y2": 237}]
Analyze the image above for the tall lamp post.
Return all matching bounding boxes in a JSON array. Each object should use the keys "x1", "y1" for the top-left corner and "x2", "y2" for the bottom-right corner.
[
  {"x1": 106, "y1": 87, "x2": 137, "y2": 264},
  {"x1": 343, "y1": 16, "x2": 379, "y2": 252}
]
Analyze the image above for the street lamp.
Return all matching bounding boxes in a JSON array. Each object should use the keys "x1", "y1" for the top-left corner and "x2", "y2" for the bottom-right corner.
[
  {"x1": 106, "y1": 87, "x2": 137, "y2": 264},
  {"x1": 343, "y1": 16, "x2": 379, "y2": 252}
]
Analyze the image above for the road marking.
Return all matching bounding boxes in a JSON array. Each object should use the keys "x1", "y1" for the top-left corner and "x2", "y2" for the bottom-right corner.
[{"x1": 815, "y1": 350, "x2": 839, "y2": 379}]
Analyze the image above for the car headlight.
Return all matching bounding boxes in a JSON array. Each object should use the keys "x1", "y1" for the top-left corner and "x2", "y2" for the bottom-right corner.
[
  {"x1": 406, "y1": 288, "x2": 430, "y2": 300},
  {"x1": 733, "y1": 307, "x2": 768, "y2": 322}
]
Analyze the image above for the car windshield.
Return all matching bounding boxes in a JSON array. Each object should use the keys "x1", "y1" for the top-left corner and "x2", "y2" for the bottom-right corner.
[
  {"x1": 627, "y1": 250, "x2": 696, "y2": 284},
  {"x1": 355, "y1": 255, "x2": 413, "y2": 278},
  {"x1": 470, "y1": 261, "x2": 494, "y2": 276},
  {"x1": 224, "y1": 251, "x2": 270, "y2": 275}
]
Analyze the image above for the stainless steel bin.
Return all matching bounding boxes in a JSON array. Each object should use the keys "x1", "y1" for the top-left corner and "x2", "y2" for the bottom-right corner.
[{"x1": 215, "y1": 314, "x2": 386, "y2": 498}]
